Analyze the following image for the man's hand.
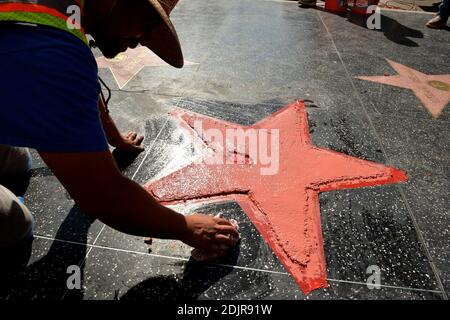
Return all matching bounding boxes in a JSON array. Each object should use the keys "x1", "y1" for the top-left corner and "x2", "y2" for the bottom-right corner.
[
  {"x1": 115, "y1": 131, "x2": 144, "y2": 154},
  {"x1": 144, "y1": 213, "x2": 240, "y2": 260},
  {"x1": 144, "y1": 214, "x2": 240, "y2": 260},
  {"x1": 180, "y1": 214, "x2": 240, "y2": 253}
]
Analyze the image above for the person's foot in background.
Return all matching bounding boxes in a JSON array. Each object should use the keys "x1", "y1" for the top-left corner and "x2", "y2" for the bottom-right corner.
[
  {"x1": 426, "y1": 15, "x2": 448, "y2": 29},
  {"x1": 426, "y1": 0, "x2": 449, "y2": 29}
]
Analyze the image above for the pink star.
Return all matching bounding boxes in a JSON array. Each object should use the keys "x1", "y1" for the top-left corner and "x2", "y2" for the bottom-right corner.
[
  {"x1": 96, "y1": 47, "x2": 198, "y2": 89},
  {"x1": 357, "y1": 59, "x2": 450, "y2": 118},
  {"x1": 145, "y1": 101, "x2": 408, "y2": 294}
]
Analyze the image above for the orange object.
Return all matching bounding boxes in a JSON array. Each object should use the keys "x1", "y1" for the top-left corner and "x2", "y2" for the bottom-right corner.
[{"x1": 324, "y1": 0, "x2": 348, "y2": 14}]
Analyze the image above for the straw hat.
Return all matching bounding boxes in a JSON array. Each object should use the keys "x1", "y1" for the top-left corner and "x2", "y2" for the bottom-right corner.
[{"x1": 142, "y1": 0, "x2": 184, "y2": 68}]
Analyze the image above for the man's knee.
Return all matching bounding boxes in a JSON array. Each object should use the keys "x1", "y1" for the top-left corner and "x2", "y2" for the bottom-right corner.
[{"x1": 0, "y1": 185, "x2": 34, "y2": 248}]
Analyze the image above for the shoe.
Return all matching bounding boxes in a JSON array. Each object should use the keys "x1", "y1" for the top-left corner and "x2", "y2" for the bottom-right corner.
[
  {"x1": 426, "y1": 15, "x2": 448, "y2": 29},
  {"x1": 298, "y1": 0, "x2": 316, "y2": 8}
]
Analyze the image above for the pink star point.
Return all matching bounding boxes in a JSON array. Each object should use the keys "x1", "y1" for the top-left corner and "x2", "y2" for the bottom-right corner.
[{"x1": 357, "y1": 59, "x2": 450, "y2": 118}]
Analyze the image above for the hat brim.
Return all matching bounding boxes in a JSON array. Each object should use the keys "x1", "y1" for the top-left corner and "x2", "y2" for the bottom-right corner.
[{"x1": 141, "y1": 0, "x2": 184, "y2": 68}]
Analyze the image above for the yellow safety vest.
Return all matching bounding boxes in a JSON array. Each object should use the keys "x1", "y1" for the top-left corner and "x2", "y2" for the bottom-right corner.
[{"x1": 0, "y1": 0, "x2": 88, "y2": 45}]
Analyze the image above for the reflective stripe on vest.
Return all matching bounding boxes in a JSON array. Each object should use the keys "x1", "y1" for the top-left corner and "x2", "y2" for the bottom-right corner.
[{"x1": 0, "y1": 0, "x2": 88, "y2": 45}]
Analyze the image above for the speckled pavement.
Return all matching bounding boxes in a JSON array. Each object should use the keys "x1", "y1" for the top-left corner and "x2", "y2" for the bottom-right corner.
[{"x1": 1, "y1": 0, "x2": 448, "y2": 300}]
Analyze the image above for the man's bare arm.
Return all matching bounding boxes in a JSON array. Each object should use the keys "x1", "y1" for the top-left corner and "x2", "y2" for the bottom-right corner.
[{"x1": 38, "y1": 150, "x2": 239, "y2": 251}]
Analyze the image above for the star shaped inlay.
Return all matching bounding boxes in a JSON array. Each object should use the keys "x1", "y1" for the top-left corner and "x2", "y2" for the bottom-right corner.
[
  {"x1": 357, "y1": 59, "x2": 450, "y2": 118},
  {"x1": 97, "y1": 47, "x2": 198, "y2": 89},
  {"x1": 145, "y1": 101, "x2": 408, "y2": 294}
]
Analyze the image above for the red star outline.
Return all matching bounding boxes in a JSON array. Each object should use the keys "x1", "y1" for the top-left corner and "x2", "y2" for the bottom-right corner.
[{"x1": 145, "y1": 101, "x2": 408, "y2": 294}]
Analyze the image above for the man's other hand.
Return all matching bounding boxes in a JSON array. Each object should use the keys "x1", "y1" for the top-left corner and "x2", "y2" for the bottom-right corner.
[{"x1": 116, "y1": 131, "x2": 144, "y2": 154}]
